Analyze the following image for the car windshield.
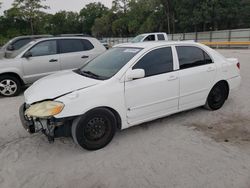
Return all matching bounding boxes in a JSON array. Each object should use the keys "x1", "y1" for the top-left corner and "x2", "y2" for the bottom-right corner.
[
  {"x1": 5, "y1": 41, "x2": 36, "y2": 59},
  {"x1": 78, "y1": 47, "x2": 142, "y2": 80},
  {"x1": 131, "y1": 35, "x2": 145, "y2": 43}
]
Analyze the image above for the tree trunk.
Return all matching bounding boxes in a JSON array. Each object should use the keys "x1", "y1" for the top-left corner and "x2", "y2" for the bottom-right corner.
[
  {"x1": 172, "y1": 12, "x2": 175, "y2": 34},
  {"x1": 30, "y1": 19, "x2": 34, "y2": 35}
]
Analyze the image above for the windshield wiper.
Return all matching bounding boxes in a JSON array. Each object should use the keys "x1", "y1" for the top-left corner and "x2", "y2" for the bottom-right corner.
[
  {"x1": 82, "y1": 71, "x2": 100, "y2": 78},
  {"x1": 75, "y1": 69, "x2": 107, "y2": 80}
]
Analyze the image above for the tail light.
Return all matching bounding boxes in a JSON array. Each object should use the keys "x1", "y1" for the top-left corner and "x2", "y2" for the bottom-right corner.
[{"x1": 237, "y1": 62, "x2": 240, "y2": 69}]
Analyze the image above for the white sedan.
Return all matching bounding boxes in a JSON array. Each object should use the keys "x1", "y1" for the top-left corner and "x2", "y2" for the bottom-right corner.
[{"x1": 19, "y1": 41, "x2": 241, "y2": 150}]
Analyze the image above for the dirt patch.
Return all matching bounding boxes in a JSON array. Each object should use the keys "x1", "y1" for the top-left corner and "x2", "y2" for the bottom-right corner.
[{"x1": 188, "y1": 114, "x2": 250, "y2": 145}]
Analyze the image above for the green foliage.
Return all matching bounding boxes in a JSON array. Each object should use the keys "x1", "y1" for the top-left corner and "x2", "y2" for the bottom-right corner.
[
  {"x1": 12, "y1": 0, "x2": 49, "y2": 34},
  {"x1": 80, "y1": 2, "x2": 108, "y2": 34},
  {"x1": 0, "y1": 0, "x2": 249, "y2": 41}
]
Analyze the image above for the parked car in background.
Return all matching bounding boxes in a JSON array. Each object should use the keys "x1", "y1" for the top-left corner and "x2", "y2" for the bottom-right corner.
[
  {"x1": 0, "y1": 37, "x2": 106, "y2": 97},
  {"x1": 20, "y1": 41, "x2": 241, "y2": 150},
  {"x1": 131, "y1": 32, "x2": 168, "y2": 43},
  {"x1": 0, "y1": 35, "x2": 52, "y2": 59},
  {"x1": 99, "y1": 39, "x2": 110, "y2": 49},
  {"x1": 56, "y1": 34, "x2": 91, "y2": 37}
]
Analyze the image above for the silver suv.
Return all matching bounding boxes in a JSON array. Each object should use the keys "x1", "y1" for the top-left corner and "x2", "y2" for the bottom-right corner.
[{"x1": 0, "y1": 37, "x2": 106, "y2": 97}]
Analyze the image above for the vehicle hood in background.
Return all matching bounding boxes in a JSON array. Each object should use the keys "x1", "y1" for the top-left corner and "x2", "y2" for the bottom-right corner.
[{"x1": 24, "y1": 70, "x2": 101, "y2": 104}]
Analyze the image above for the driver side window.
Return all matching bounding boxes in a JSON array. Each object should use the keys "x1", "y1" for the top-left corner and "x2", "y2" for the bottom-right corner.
[
  {"x1": 133, "y1": 47, "x2": 173, "y2": 77},
  {"x1": 29, "y1": 40, "x2": 57, "y2": 57}
]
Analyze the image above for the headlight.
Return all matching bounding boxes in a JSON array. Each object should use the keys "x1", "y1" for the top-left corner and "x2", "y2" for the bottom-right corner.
[{"x1": 25, "y1": 101, "x2": 64, "y2": 118}]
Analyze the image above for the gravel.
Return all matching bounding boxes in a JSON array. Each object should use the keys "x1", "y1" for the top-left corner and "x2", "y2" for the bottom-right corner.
[{"x1": 0, "y1": 49, "x2": 250, "y2": 188}]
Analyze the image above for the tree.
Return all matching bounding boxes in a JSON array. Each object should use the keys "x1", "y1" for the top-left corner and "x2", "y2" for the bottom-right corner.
[
  {"x1": 49, "y1": 11, "x2": 81, "y2": 34},
  {"x1": 92, "y1": 13, "x2": 114, "y2": 37},
  {"x1": 12, "y1": 0, "x2": 49, "y2": 34},
  {"x1": 80, "y1": 2, "x2": 108, "y2": 34}
]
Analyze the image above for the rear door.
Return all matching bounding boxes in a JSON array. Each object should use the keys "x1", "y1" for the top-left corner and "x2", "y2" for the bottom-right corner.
[
  {"x1": 22, "y1": 40, "x2": 60, "y2": 83},
  {"x1": 176, "y1": 45, "x2": 216, "y2": 110},
  {"x1": 125, "y1": 47, "x2": 179, "y2": 125},
  {"x1": 58, "y1": 39, "x2": 95, "y2": 70}
]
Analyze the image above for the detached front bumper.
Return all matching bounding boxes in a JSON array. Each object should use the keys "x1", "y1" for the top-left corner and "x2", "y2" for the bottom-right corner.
[{"x1": 19, "y1": 103, "x2": 73, "y2": 141}]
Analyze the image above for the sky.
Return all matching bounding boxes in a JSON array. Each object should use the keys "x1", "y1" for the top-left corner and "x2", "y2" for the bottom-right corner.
[{"x1": 0, "y1": 0, "x2": 113, "y2": 15}]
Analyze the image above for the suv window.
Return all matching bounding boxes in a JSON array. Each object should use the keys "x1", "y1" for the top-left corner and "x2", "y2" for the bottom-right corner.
[
  {"x1": 157, "y1": 34, "x2": 165, "y2": 41},
  {"x1": 176, "y1": 46, "x2": 213, "y2": 69},
  {"x1": 29, "y1": 40, "x2": 57, "y2": 57},
  {"x1": 82, "y1": 39, "x2": 94, "y2": 50},
  {"x1": 59, "y1": 39, "x2": 84, "y2": 53},
  {"x1": 11, "y1": 38, "x2": 32, "y2": 50},
  {"x1": 144, "y1": 35, "x2": 155, "y2": 41},
  {"x1": 133, "y1": 47, "x2": 173, "y2": 77}
]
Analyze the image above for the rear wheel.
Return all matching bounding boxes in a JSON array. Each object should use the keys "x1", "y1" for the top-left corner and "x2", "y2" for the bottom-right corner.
[
  {"x1": 205, "y1": 83, "x2": 228, "y2": 110},
  {"x1": 72, "y1": 108, "x2": 116, "y2": 150},
  {"x1": 0, "y1": 75, "x2": 21, "y2": 97}
]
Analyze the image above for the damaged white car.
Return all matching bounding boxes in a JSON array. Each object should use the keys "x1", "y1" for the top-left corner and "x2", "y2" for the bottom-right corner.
[{"x1": 19, "y1": 41, "x2": 241, "y2": 150}]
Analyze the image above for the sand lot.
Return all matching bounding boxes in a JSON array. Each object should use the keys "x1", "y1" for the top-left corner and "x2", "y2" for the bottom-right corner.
[{"x1": 0, "y1": 49, "x2": 250, "y2": 188}]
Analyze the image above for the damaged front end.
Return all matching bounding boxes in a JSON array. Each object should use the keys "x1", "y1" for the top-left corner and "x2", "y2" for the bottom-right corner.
[{"x1": 19, "y1": 103, "x2": 73, "y2": 142}]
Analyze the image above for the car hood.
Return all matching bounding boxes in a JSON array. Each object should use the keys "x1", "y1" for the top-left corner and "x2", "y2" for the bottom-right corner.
[{"x1": 24, "y1": 70, "x2": 101, "y2": 104}]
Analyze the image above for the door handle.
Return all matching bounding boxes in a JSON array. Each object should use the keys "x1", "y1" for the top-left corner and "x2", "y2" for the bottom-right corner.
[
  {"x1": 81, "y1": 55, "x2": 89, "y2": 59},
  {"x1": 49, "y1": 59, "x2": 58, "y2": 62},
  {"x1": 207, "y1": 67, "x2": 215, "y2": 72},
  {"x1": 168, "y1": 75, "x2": 178, "y2": 81}
]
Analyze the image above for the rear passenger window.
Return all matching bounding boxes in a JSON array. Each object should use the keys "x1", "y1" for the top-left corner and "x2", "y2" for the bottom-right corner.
[
  {"x1": 82, "y1": 39, "x2": 94, "y2": 50},
  {"x1": 176, "y1": 46, "x2": 213, "y2": 69},
  {"x1": 157, "y1": 34, "x2": 165, "y2": 41},
  {"x1": 59, "y1": 39, "x2": 84, "y2": 53},
  {"x1": 133, "y1": 47, "x2": 173, "y2": 77}
]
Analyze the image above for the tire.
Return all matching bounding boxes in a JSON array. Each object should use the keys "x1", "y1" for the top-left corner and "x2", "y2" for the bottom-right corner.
[
  {"x1": 205, "y1": 83, "x2": 228, "y2": 110},
  {"x1": 0, "y1": 75, "x2": 22, "y2": 97},
  {"x1": 72, "y1": 108, "x2": 117, "y2": 150}
]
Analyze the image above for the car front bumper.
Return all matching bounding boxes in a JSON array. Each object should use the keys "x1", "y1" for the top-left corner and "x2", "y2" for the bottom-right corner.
[{"x1": 19, "y1": 103, "x2": 73, "y2": 141}]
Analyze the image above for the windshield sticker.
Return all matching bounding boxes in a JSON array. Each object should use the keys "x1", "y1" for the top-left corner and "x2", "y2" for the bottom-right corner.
[{"x1": 123, "y1": 49, "x2": 140, "y2": 53}]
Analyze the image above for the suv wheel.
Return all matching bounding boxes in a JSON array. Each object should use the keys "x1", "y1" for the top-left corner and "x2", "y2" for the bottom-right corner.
[{"x1": 0, "y1": 75, "x2": 22, "y2": 97}]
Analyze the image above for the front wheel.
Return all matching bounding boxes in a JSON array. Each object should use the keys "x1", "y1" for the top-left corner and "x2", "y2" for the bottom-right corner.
[
  {"x1": 205, "y1": 83, "x2": 228, "y2": 110},
  {"x1": 72, "y1": 108, "x2": 117, "y2": 150},
  {"x1": 0, "y1": 75, "x2": 22, "y2": 97}
]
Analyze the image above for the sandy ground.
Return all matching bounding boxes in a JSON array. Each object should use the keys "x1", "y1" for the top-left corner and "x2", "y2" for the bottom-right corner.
[{"x1": 0, "y1": 49, "x2": 250, "y2": 188}]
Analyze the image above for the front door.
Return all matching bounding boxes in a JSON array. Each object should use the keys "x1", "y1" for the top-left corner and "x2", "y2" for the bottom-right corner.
[
  {"x1": 125, "y1": 47, "x2": 179, "y2": 125},
  {"x1": 22, "y1": 40, "x2": 60, "y2": 84}
]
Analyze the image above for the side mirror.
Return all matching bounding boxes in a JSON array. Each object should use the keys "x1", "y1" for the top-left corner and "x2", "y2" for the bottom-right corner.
[
  {"x1": 23, "y1": 51, "x2": 32, "y2": 58},
  {"x1": 7, "y1": 45, "x2": 15, "y2": 51},
  {"x1": 126, "y1": 69, "x2": 145, "y2": 81}
]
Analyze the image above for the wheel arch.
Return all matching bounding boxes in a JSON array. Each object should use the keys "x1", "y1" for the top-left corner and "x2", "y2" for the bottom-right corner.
[
  {"x1": 84, "y1": 106, "x2": 122, "y2": 130},
  {"x1": 0, "y1": 72, "x2": 24, "y2": 86},
  {"x1": 212, "y1": 80, "x2": 230, "y2": 99}
]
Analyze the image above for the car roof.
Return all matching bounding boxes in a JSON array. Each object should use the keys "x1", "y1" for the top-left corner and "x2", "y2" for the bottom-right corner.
[
  {"x1": 12, "y1": 35, "x2": 53, "y2": 40},
  {"x1": 32, "y1": 36, "x2": 96, "y2": 42},
  {"x1": 139, "y1": 32, "x2": 167, "y2": 35},
  {"x1": 114, "y1": 41, "x2": 198, "y2": 49}
]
